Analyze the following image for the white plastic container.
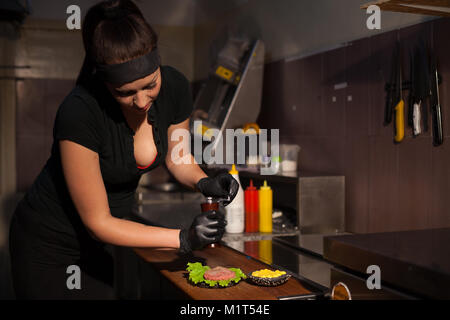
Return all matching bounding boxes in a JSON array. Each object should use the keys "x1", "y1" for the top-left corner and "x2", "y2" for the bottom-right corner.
[
  {"x1": 225, "y1": 164, "x2": 245, "y2": 233},
  {"x1": 280, "y1": 144, "x2": 300, "y2": 172}
]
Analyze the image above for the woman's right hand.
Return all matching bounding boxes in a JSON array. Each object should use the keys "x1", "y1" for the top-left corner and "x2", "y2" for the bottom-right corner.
[
  {"x1": 196, "y1": 173, "x2": 239, "y2": 206},
  {"x1": 179, "y1": 210, "x2": 227, "y2": 254}
]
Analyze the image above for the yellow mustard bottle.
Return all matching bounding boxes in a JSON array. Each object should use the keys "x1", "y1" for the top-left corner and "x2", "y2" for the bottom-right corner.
[{"x1": 259, "y1": 180, "x2": 273, "y2": 233}]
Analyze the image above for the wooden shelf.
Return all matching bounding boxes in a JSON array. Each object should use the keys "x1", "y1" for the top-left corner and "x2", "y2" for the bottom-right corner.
[{"x1": 361, "y1": 0, "x2": 450, "y2": 17}]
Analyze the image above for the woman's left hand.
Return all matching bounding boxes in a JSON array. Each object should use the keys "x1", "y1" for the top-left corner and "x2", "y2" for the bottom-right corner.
[{"x1": 196, "y1": 173, "x2": 239, "y2": 206}]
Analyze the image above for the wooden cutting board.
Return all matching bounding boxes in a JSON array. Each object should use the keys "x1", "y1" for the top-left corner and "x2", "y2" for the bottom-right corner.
[{"x1": 134, "y1": 244, "x2": 317, "y2": 300}]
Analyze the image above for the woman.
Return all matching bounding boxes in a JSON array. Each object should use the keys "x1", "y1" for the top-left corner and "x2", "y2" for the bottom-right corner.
[{"x1": 9, "y1": 0, "x2": 238, "y2": 300}]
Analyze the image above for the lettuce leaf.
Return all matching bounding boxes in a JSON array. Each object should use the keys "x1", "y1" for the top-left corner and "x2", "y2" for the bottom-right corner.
[
  {"x1": 186, "y1": 262, "x2": 210, "y2": 284},
  {"x1": 186, "y1": 262, "x2": 247, "y2": 287}
]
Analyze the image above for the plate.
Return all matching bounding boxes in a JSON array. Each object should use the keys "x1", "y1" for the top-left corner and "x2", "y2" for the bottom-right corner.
[
  {"x1": 187, "y1": 278, "x2": 240, "y2": 289},
  {"x1": 247, "y1": 272, "x2": 291, "y2": 287}
]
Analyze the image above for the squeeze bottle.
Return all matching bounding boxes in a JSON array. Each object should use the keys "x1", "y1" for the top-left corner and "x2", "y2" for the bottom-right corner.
[
  {"x1": 244, "y1": 180, "x2": 259, "y2": 233},
  {"x1": 225, "y1": 164, "x2": 245, "y2": 233},
  {"x1": 259, "y1": 180, "x2": 273, "y2": 233}
]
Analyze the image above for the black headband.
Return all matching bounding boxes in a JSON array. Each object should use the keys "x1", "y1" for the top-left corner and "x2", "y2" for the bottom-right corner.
[{"x1": 94, "y1": 48, "x2": 161, "y2": 85}]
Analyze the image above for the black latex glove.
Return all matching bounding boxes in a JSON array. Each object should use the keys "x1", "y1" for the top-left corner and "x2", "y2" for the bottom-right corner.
[
  {"x1": 196, "y1": 173, "x2": 239, "y2": 206},
  {"x1": 179, "y1": 210, "x2": 226, "y2": 254}
]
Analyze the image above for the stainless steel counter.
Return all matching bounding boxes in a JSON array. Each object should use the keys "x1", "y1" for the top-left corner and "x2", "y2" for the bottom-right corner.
[
  {"x1": 273, "y1": 232, "x2": 351, "y2": 257},
  {"x1": 222, "y1": 238, "x2": 333, "y2": 289},
  {"x1": 324, "y1": 228, "x2": 450, "y2": 299}
]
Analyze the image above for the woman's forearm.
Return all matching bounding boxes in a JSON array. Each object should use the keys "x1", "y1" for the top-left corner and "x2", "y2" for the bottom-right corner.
[
  {"x1": 92, "y1": 216, "x2": 181, "y2": 248},
  {"x1": 92, "y1": 162, "x2": 206, "y2": 248},
  {"x1": 166, "y1": 155, "x2": 207, "y2": 190}
]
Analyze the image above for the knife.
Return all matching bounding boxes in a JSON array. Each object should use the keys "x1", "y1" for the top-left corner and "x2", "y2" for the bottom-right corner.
[
  {"x1": 385, "y1": 43, "x2": 399, "y2": 126},
  {"x1": 417, "y1": 40, "x2": 430, "y2": 133},
  {"x1": 394, "y1": 41, "x2": 405, "y2": 143},
  {"x1": 413, "y1": 102, "x2": 422, "y2": 136},
  {"x1": 407, "y1": 48, "x2": 414, "y2": 131},
  {"x1": 409, "y1": 46, "x2": 421, "y2": 136},
  {"x1": 430, "y1": 54, "x2": 443, "y2": 146}
]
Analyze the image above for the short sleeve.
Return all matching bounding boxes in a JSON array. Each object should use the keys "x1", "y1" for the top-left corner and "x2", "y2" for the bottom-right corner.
[
  {"x1": 53, "y1": 93, "x2": 102, "y2": 153},
  {"x1": 171, "y1": 70, "x2": 194, "y2": 125}
]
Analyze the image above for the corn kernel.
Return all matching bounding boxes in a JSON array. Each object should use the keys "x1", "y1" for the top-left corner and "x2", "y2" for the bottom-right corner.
[{"x1": 252, "y1": 269, "x2": 286, "y2": 278}]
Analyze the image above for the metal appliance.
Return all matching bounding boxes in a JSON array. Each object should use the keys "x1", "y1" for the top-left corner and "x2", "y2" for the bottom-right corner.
[{"x1": 191, "y1": 37, "x2": 265, "y2": 155}]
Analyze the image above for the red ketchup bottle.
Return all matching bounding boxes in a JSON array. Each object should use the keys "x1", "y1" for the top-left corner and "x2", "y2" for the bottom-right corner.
[{"x1": 244, "y1": 180, "x2": 259, "y2": 233}]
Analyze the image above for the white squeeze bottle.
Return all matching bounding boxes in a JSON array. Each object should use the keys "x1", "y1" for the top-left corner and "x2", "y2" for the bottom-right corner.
[{"x1": 225, "y1": 164, "x2": 245, "y2": 233}]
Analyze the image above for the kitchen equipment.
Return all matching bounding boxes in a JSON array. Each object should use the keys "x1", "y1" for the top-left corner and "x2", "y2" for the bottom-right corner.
[
  {"x1": 430, "y1": 53, "x2": 443, "y2": 146},
  {"x1": 330, "y1": 282, "x2": 352, "y2": 300},
  {"x1": 244, "y1": 179, "x2": 259, "y2": 233},
  {"x1": 394, "y1": 41, "x2": 405, "y2": 143},
  {"x1": 238, "y1": 171, "x2": 345, "y2": 235},
  {"x1": 200, "y1": 197, "x2": 220, "y2": 213},
  {"x1": 408, "y1": 40, "x2": 430, "y2": 137},
  {"x1": 201, "y1": 196, "x2": 227, "y2": 248},
  {"x1": 385, "y1": 41, "x2": 398, "y2": 126},
  {"x1": 259, "y1": 180, "x2": 273, "y2": 233},
  {"x1": 279, "y1": 144, "x2": 300, "y2": 172},
  {"x1": 225, "y1": 164, "x2": 245, "y2": 233},
  {"x1": 415, "y1": 40, "x2": 431, "y2": 133},
  {"x1": 191, "y1": 38, "x2": 265, "y2": 156},
  {"x1": 385, "y1": 40, "x2": 405, "y2": 143}
]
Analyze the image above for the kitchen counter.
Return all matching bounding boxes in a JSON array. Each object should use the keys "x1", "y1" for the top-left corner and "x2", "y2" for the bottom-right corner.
[
  {"x1": 323, "y1": 228, "x2": 450, "y2": 299},
  {"x1": 124, "y1": 187, "x2": 333, "y2": 299},
  {"x1": 133, "y1": 244, "x2": 327, "y2": 300},
  {"x1": 130, "y1": 189, "x2": 301, "y2": 242},
  {"x1": 223, "y1": 238, "x2": 333, "y2": 289},
  {"x1": 273, "y1": 232, "x2": 351, "y2": 257}
]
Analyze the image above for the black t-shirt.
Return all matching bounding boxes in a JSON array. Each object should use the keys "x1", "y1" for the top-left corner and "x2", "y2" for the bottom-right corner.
[{"x1": 21, "y1": 65, "x2": 193, "y2": 249}]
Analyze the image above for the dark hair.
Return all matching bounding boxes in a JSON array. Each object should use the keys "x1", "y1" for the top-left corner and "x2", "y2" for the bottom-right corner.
[{"x1": 76, "y1": 0, "x2": 158, "y2": 86}]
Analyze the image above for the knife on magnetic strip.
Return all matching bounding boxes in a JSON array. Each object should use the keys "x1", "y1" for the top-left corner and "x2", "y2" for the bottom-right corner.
[
  {"x1": 394, "y1": 41, "x2": 405, "y2": 143},
  {"x1": 430, "y1": 53, "x2": 443, "y2": 146}
]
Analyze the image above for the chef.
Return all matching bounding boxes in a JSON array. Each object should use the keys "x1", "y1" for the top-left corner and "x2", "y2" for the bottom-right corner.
[{"x1": 9, "y1": 0, "x2": 238, "y2": 299}]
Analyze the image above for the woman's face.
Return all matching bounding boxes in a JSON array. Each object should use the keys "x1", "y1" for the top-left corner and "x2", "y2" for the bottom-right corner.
[{"x1": 106, "y1": 67, "x2": 161, "y2": 115}]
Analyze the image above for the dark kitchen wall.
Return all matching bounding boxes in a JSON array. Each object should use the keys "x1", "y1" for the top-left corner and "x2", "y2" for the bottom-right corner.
[
  {"x1": 15, "y1": 79, "x2": 75, "y2": 192},
  {"x1": 192, "y1": 0, "x2": 432, "y2": 81},
  {"x1": 258, "y1": 18, "x2": 450, "y2": 234}
]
